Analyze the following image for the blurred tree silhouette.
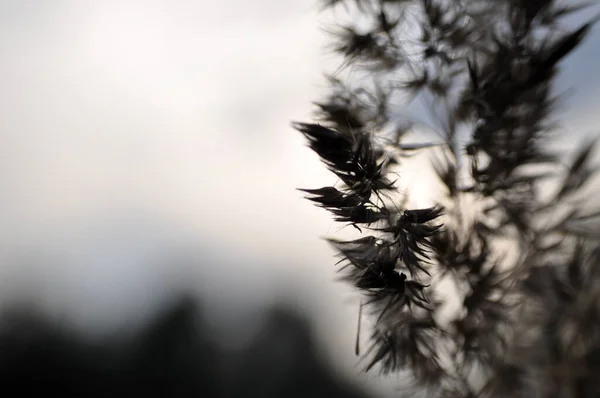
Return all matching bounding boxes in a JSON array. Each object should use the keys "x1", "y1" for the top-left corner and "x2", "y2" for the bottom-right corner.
[
  {"x1": 295, "y1": 0, "x2": 600, "y2": 396},
  {"x1": 0, "y1": 295, "x2": 370, "y2": 398}
]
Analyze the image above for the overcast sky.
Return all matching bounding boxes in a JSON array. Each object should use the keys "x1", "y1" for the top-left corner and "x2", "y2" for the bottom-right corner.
[
  {"x1": 0, "y1": 1, "x2": 599, "y2": 394},
  {"x1": 0, "y1": 0, "x2": 385, "y2": 391}
]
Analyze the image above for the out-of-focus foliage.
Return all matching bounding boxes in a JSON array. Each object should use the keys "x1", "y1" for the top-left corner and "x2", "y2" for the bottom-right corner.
[
  {"x1": 295, "y1": 0, "x2": 600, "y2": 396},
  {"x1": 0, "y1": 295, "x2": 370, "y2": 398}
]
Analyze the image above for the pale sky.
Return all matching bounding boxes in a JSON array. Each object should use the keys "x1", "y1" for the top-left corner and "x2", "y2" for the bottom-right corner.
[
  {"x1": 0, "y1": 1, "x2": 599, "y2": 394},
  {"x1": 0, "y1": 0, "x2": 387, "y2": 391}
]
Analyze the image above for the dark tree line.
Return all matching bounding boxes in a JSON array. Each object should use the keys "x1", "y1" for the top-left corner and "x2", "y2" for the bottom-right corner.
[
  {"x1": 295, "y1": 1, "x2": 600, "y2": 397},
  {"x1": 0, "y1": 295, "x2": 370, "y2": 398}
]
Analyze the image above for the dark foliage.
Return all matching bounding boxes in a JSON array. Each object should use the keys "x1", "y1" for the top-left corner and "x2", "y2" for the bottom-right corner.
[
  {"x1": 0, "y1": 296, "x2": 370, "y2": 398},
  {"x1": 295, "y1": 0, "x2": 600, "y2": 396}
]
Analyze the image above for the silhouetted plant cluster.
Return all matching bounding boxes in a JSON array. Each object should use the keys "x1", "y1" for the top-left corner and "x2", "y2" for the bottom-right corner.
[
  {"x1": 0, "y1": 296, "x2": 369, "y2": 398},
  {"x1": 295, "y1": 1, "x2": 600, "y2": 396}
]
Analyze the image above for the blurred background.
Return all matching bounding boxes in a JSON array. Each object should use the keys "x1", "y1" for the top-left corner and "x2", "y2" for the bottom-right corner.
[{"x1": 0, "y1": 0, "x2": 599, "y2": 396}]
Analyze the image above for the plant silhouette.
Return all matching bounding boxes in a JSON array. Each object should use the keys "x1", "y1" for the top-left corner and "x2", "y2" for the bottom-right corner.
[{"x1": 295, "y1": 1, "x2": 600, "y2": 396}]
